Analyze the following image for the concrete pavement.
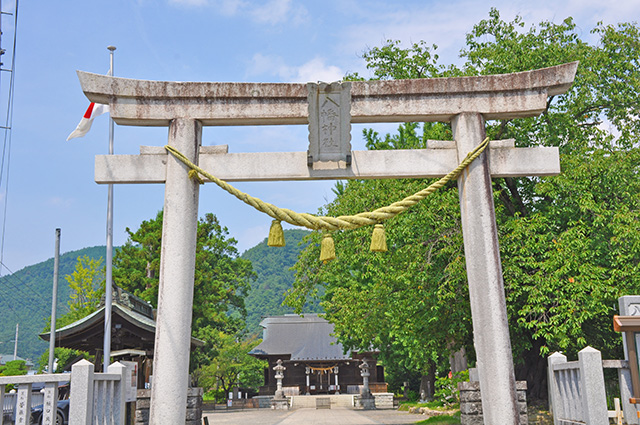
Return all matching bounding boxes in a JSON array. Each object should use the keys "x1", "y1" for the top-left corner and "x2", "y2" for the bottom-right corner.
[{"x1": 203, "y1": 407, "x2": 422, "y2": 425}]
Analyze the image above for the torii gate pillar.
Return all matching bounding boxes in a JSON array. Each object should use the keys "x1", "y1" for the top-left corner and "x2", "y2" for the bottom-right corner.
[
  {"x1": 151, "y1": 118, "x2": 201, "y2": 424},
  {"x1": 454, "y1": 112, "x2": 518, "y2": 423}
]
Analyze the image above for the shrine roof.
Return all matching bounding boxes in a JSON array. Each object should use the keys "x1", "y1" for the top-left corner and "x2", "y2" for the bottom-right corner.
[
  {"x1": 39, "y1": 290, "x2": 204, "y2": 351},
  {"x1": 249, "y1": 314, "x2": 354, "y2": 361}
]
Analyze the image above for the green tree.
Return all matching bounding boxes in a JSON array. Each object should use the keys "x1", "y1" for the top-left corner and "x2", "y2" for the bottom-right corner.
[
  {"x1": 113, "y1": 211, "x2": 255, "y2": 370},
  {"x1": 287, "y1": 10, "x2": 640, "y2": 400},
  {"x1": 42, "y1": 254, "x2": 106, "y2": 333},
  {"x1": 37, "y1": 347, "x2": 87, "y2": 373},
  {"x1": 62, "y1": 255, "x2": 105, "y2": 326},
  {"x1": 0, "y1": 359, "x2": 27, "y2": 377},
  {"x1": 193, "y1": 331, "x2": 266, "y2": 401}
]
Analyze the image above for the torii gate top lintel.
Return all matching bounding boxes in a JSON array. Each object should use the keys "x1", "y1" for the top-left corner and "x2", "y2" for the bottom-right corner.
[{"x1": 77, "y1": 61, "x2": 577, "y2": 127}]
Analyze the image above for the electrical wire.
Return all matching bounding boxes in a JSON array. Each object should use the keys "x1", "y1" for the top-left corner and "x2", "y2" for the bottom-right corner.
[{"x1": 0, "y1": 0, "x2": 18, "y2": 276}]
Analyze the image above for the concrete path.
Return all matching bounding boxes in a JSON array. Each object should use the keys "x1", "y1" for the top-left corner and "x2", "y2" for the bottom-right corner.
[{"x1": 203, "y1": 407, "x2": 422, "y2": 425}]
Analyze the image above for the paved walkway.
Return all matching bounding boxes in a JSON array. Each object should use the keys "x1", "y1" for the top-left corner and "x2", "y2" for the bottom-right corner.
[{"x1": 204, "y1": 407, "x2": 422, "y2": 425}]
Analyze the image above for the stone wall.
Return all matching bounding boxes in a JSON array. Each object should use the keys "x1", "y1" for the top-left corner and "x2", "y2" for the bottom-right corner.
[
  {"x1": 458, "y1": 381, "x2": 527, "y2": 425},
  {"x1": 373, "y1": 393, "x2": 394, "y2": 409},
  {"x1": 135, "y1": 388, "x2": 203, "y2": 425}
]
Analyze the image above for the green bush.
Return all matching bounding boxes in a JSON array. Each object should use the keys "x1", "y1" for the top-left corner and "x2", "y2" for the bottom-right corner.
[{"x1": 434, "y1": 370, "x2": 469, "y2": 407}]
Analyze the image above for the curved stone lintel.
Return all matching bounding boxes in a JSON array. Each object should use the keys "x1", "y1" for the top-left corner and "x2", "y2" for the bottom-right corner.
[{"x1": 77, "y1": 62, "x2": 577, "y2": 126}]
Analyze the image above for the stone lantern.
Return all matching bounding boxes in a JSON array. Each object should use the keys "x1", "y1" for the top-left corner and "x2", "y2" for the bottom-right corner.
[
  {"x1": 273, "y1": 359, "x2": 286, "y2": 399},
  {"x1": 359, "y1": 359, "x2": 371, "y2": 396},
  {"x1": 358, "y1": 358, "x2": 375, "y2": 409},
  {"x1": 270, "y1": 359, "x2": 289, "y2": 410}
]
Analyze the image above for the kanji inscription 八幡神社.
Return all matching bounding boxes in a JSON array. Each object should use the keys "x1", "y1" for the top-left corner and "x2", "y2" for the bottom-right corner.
[{"x1": 79, "y1": 61, "x2": 577, "y2": 425}]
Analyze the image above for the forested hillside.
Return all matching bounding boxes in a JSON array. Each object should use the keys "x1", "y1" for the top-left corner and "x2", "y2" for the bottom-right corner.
[
  {"x1": 242, "y1": 229, "x2": 323, "y2": 335},
  {"x1": 0, "y1": 230, "x2": 321, "y2": 361},
  {"x1": 0, "y1": 246, "x2": 109, "y2": 361}
]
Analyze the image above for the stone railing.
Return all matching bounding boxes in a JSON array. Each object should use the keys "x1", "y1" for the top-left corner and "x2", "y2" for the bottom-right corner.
[
  {"x1": 0, "y1": 360, "x2": 127, "y2": 425},
  {"x1": 548, "y1": 346, "x2": 637, "y2": 425},
  {"x1": 0, "y1": 373, "x2": 69, "y2": 425}
]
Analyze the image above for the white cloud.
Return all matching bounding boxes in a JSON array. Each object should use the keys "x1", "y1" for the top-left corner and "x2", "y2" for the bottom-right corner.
[
  {"x1": 294, "y1": 58, "x2": 344, "y2": 83},
  {"x1": 168, "y1": 0, "x2": 308, "y2": 24},
  {"x1": 337, "y1": 0, "x2": 640, "y2": 75},
  {"x1": 248, "y1": 54, "x2": 345, "y2": 82},
  {"x1": 250, "y1": 0, "x2": 308, "y2": 25},
  {"x1": 218, "y1": 0, "x2": 247, "y2": 16}
]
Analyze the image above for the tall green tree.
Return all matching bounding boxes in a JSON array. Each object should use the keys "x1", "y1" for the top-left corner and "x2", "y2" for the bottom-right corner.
[
  {"x1": 287, "y1": 10, "x2": 640, "y2": 400},
  {"x1": 192, "y1": 331, "x2": 266, "y2": 400},
  {"x1": 113, "y1": 211, "x2": 256, "y2": 370}
]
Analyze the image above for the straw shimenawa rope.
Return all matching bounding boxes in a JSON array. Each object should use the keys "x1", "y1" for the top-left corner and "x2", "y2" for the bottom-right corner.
[
  {"x1": 165, "y1": 137, "x2": 490, "y2": 260},
  {"x1": 165, "y1": 137, "x2": 489, "y2": 231}
]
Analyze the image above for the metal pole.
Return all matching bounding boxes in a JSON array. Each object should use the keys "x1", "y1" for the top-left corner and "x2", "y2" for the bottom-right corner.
[
  {"x1": 103, "y1": 45, "x2": 116, "y2": 373},
  {"x1": 48, "y1": 228, "x2": 60, "y2": 373},
  {"x1": 12, "y1": 323, "x2": 17, "y2": 360}
]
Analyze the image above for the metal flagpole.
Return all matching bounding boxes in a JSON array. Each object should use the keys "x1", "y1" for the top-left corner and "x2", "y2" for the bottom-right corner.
[{"x1": 103, "y1": 45, "x2": 116, "y2": 373}]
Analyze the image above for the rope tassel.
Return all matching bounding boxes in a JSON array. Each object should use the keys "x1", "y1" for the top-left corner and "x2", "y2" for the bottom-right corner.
[
  {"x1": 370, "y1": 224, "x2": 387, "y2": 252},
  {"x1": 268, "y1": 220, "x2": 286, "y2": 247},
  {"x1": 320, "y1": 233, "x2": 336, "y2": 263}
]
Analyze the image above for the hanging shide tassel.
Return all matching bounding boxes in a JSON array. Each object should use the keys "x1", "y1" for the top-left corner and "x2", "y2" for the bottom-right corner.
[
  {"x1": 370, "y1": 224, "x2": 387, "y2": 252},
  {"x1": 188, "y1": 169, "x2": 204, "y2": 184},
  {"x1": 267, "y1": 220, "x2": 286, "y2": 247},
  {"x1": 319, "y1": 233, "x2": 336, "y2": 262}
]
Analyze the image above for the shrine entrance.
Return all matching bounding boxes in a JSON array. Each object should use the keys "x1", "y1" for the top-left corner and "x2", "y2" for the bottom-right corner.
[{"x1": 78, "y1": 62, "x2": 577, "y2": 424}]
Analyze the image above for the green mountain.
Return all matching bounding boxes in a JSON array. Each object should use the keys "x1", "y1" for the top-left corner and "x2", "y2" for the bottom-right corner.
[
  {"x1": 242, "y1": 229, "x2": 323, "y2": 335},
  {"x1": 0, "y1": 246, "x2": 109, "y2": 362},
  {"x1": 0, "y1": 230, "x2": 319, "y2": 362}
]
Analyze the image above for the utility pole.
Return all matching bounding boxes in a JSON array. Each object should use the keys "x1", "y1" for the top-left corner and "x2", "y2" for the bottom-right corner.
[
  {"x1": 12, "y1": 322, "x2": 17, "y2": 360},
  {"x1": 48, "y1": 228, "x2": 60, "y2": 373}
]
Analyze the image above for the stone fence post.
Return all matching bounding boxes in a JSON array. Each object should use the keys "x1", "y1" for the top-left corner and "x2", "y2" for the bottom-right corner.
[
  {"x1": 578, "y1": 347, "x2": 608, "y2": 425},
  {"x1": 547, "y1": 352, "x2": 566, "y2": 424},
  {"x1": 70, "y1": 359, "x2": 95, "y2": 425},
  {"x1": 108, "y1": 362, "x2": 128, "y2": 425}
]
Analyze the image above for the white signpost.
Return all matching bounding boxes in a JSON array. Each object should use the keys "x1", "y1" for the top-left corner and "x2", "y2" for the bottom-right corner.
[{"x1": 78, "y1": 62, "x2": 577, "y2": 425}]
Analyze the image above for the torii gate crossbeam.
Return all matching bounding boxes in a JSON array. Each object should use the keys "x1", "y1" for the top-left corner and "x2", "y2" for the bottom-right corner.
[{"x1": 78, "y1": 62, "x2": 577, "y2": 425}]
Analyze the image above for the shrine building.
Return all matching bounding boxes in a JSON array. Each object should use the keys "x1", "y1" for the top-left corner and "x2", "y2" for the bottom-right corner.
[
  {"x1": 249, "y1": 314, "x2": 385, "y2": 395},
  {"x1": 39, "y1": 285, "x2": 204, "y2": 388}
]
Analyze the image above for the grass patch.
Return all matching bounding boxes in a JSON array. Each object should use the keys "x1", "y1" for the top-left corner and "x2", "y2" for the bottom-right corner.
[
  {"x1": 398, "y1": 400, "x2": 448, "y2": 411},
  {"x1": 415, "y1": 411, "x2": 461, "y2": 424}
]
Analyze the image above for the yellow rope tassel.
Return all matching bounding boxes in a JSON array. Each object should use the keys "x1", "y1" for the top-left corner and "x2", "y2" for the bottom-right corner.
[
  {"x1": 370, "y1": 224, "x2": 387, "y2": 252},
  {"x1": 320, "y1": 233, "x2": 336, "y2": 263},
  {"x1": 267, "y1": 220, "x2": 286, "y2": 247},
  {"x1": 188, "y1": 169, "x2": 204, "y2": 185}
]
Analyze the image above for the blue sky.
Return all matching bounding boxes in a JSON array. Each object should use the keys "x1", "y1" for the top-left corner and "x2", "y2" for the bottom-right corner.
[{"x1": 0, "y1": 0, "x2": 638, "y2": 272}]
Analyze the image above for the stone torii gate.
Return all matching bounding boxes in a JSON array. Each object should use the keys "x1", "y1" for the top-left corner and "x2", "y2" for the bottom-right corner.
[{"x1": 78, "y1": 61, "x2": 577, "y2": 425}]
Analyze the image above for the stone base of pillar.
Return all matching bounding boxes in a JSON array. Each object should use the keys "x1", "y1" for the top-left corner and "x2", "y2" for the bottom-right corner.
[
  {"x1": 458, "y1": 381, "x2": 528, "y2": 425},
  {"x1": 270, "y1": 398, "x2": 290, "y2": 410},
  {"x1": 136, "y1": 388, "x2": 203, "y2": 425},
  {"x1": 355, "y1": 394, "x2": 376, "y2": 410}
]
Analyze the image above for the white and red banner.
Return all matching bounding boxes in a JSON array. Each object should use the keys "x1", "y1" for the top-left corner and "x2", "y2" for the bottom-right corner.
[{"x1": 66, "y1": 102, "x2": 109, "y2": 141}]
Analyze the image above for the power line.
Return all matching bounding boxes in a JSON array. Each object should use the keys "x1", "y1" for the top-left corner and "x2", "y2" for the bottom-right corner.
[
  {"x1": 0, "y1": 0, "x2": 18, "y2": 275},
  {"x1": 0, "y1": 260, "x2": 69, "y2": 314}
]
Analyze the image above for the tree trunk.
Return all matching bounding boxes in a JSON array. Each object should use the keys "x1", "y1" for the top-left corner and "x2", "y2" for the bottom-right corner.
[
  {"x1": 419, "y1": 361, "x2": 436, "y2": 401},
  {"x1": 449, "y1": 346, "x2": 468, "y2": 374},
  {"x1": 514, "y1": 338, "x2": 548, "y2": 402}
]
